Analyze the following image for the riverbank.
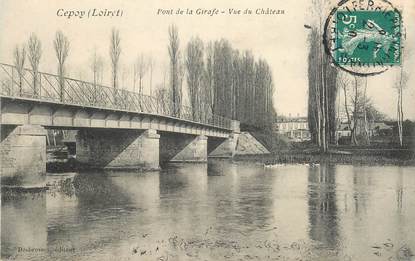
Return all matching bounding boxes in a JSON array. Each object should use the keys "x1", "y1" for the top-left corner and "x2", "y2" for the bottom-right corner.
[
  {"x1": 234, "y1": 148, "x2": 415, "y2": 166},
  {"x1": 244, "y1": 128, "x2": 415, "y2": 166}
]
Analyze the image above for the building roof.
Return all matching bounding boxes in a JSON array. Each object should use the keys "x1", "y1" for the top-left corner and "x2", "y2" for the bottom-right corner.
[{"x1": 275, "y1": 117, "x2": 308, "y2": 123}]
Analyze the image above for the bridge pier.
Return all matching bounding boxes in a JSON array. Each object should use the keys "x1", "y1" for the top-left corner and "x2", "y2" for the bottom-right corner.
[
  {"x1": 1, "y1": 124, "x2": 47, "y2": 187},
  {"x1": 208, "y1": 133, "x2": 240, "y2": 158},
  {"x1": 208, "y1": 120, "x2": 241, "y2": 158},
  {"x1": 159, "y1": 133, "x2": 208, "y2": 163},
  {"x1": 76, "y1": 128, "x2": 160, "y2": 170}
]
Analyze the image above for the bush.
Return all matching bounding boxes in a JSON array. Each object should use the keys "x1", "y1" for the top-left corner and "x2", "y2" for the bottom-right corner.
[{"x1": 338, "y1": 136, "x2": 351, "y2": 145}]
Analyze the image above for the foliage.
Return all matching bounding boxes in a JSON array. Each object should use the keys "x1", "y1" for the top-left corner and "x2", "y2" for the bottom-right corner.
[
  {"x1": 13, "y1": 44, "x2": 26, "y2": 92},
  {"x1": 54, "y1": 30, "x2": 70, "y2": 101},
  {"x1": 27, "y1": 33, "x2": 42, "y2": 94},
  {"x1": 109, "y1": 28, "x2": 121, "y2": 89},
  {"x1": 168, "y1": 24, "x2": 182, "y2": 117},
  {"x1": 186, "y1": 37, "x2": 204, "y2": 120},
  {"x1": 183, "y1": 36, "x2": 275, "y2": 129},
  {"x1": 307, "y1": 26, "x2": 338, "y2": 151}
]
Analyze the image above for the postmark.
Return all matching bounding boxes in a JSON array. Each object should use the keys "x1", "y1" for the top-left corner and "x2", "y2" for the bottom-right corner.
[{"x1": 323, "y1": 0, "x2": 403, "y2": 76}]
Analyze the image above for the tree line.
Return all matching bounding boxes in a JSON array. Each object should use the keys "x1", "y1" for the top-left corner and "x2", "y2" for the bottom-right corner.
[
  {"x1": 165, "y1": 24, "x2": 276, "y2": 129},
  {"x1": 12, "y1": 26, "x2": 276, "y2": 129},
  {"x1": 12, "y1": 29, "x2": 154, "y2": 101}
]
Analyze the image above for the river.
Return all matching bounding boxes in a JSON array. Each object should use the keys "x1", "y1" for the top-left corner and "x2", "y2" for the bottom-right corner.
[{"x1": 2, "y1": 161, "x2": 415, "y2": 260}]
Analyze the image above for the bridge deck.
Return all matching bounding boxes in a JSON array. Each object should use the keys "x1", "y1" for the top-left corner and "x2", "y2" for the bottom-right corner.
[
  {"x1": 0, "y1": 63, "x2": 232, "y2": 131},
  {"x1": 0, "y1": 96, "x2": 230, "y2": 138}
]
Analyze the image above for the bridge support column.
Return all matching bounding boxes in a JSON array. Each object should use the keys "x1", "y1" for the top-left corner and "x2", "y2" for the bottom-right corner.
[
  {"x1": 1, "y1": 125, "x2": 47, "y2": 187},
  {"x1": 159, "y1": 134, "x2": 208, "y2": 163},
  {"x1": 76, "y1": 129, "x2": 160, "y2": 170},
  {"x1": 208, "y1": 133, "x2": 239, "y2": 158}
]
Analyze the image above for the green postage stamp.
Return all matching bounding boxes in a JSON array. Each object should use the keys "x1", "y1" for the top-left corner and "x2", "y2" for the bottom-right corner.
[
  {"x1": 324, "y1": 0, "x2": 403, "y2": 75},
  {"x1": 335, "y1": 10, "x2": 401, "y2": 66}
]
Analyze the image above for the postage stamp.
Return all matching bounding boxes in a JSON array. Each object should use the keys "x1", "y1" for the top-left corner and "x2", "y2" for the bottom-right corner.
[{"x1": 324, "y1": 0, "x2": 403, "y2": 75}]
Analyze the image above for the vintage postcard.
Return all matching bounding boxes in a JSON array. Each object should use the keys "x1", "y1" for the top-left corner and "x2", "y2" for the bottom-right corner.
[{"x1": 1, "y1": 0, "x2": 414, "y2": 260}]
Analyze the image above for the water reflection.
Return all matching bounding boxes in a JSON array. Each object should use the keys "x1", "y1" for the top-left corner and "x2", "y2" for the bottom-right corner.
[
  {"x1": 158, "y1": 163, "x2": 208, "y2": 238},
  {"x1": 1, "y1": 190, "x2": 47, "y2": 259},
  {"x1": 74, "y1": 172, "x2": 134, "y2": 209},
  {"x1": 207, "y1": 159, "x2": 237, "y2": 176},
  {"x1": 307, "y1": 164, "x2": 339, "y2": 250},
  {"x1": 396, "y1": 168, "x2": 404, "y2": 213},
  {"x1": 46, "y1": 171, "x2": 162, "y2": 260},
  {"x1": 209, "y1": 161, "x2": 274, "y2": 237},
  {"x1": 1, "y1": 162, "x2": 415, "y2": 260},
  {"x1": 352, "y1": 166, "x2": 372, "y2": 216}
]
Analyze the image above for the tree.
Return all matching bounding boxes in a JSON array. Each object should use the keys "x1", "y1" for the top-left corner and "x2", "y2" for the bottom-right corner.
[
  {"x1": 232, "y1": 50, "x2": 242, "y2": 120},
  {"x1": 134, "y1": 54, "x2": 148, "y2": 95},
  {"x1": 110, "y1": 28, "x2": 121, "y2": 90},
  {"x1": 90, "y1": 48, "x2": 104, "y2": 104},
  {"x1": 177, "y1": 57, "x2": 185, "y2": 116},
  {"x1": 54, "y1": 30, "x2": 70, "y2": 102},
  {"x1": 212, "y1": 39, "x2": 233, "y2": 118},
  {"x1": 362, "y1": 77, "x2": 370, "y2": 144},
  {"x1": 27, "y1": 33, "x2": 42, "y2": 96},
  {"x1": 121, "y1": 65, "x2": 129, "y2": 90},
  {"x1": 394, "y1": 67, "x2": 409, "y2": 147},
  {"x1": 338, "y1": 72, "x2": 373, "y2": 145},
  {"x1": 393, "y1": 47, "x2": 411, "y2": 147},
  {"x1": 154, "y1": 85, "x2": 171, "y2": 114},
  {"x1": 186, "y1": 37, "x2": 204, "y2": 120},
  {"x1": 307, "y1": 0, "x2": 338, "y2": 152},
  {"x1": 91, "y1": 49, "x2": 104, "y2": 85},
  {"x1": 307, "y1": 27, "x2": 321, "y2": 146},
  {"x1": 13, "y1": 44, "x2": 26, "y2": 95},
  {"x1": 351, "y1": 76, "x2": 361, "y2": 145},
  {"x1": 337, "y1": 71, "x2": 353, "y2": 142},
  {"x1": 365, "y1": 103, "x2": 387, "y2": 122},
  {"x1": 148, "y1": 56, "x2": 155, "y2": 96},
  {"x1": 241, "y1": 51, "x2": 255, "y2": 124},
  {"x1": 203, "y1": 42, "x2": 215, "y2": 116},
  {"x1": 254, "y1": 59, "x2": 275, "y2": 128},
  {"x1": 168, "y1": 24, "x2": 181, "y2": 116}
]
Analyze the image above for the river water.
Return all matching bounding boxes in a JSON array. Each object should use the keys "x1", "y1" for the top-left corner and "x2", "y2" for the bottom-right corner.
[{"x1": 2, "y1": 161, "x2": 415, "y2": 261}]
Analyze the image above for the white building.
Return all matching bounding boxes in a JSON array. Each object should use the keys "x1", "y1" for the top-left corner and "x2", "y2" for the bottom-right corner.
[{"x1": 274, "y1": 117, "x2": 311, "y2": 142}]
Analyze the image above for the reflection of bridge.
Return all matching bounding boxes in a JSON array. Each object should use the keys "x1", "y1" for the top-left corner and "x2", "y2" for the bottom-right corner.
[{"x1": 0, "y1": 63, "x2": 240, "y2": 187}]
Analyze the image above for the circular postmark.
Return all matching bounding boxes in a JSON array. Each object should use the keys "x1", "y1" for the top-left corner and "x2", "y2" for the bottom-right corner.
[{"x1": 323, "y1": 0, "x2": 403, "y2": 76}]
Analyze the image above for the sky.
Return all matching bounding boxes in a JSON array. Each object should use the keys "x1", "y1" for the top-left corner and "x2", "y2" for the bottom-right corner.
[{"x1": 0, "y1": 0, "x2": 414, "y2": 119}]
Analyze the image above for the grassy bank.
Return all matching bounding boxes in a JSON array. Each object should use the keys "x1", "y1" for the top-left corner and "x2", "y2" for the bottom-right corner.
[
  {"x1": 234, "y1": 148, "x2": 415, "y2": 166},
  {"x1": 240, "y1": 127, "x2": 415, "y2": 165}
]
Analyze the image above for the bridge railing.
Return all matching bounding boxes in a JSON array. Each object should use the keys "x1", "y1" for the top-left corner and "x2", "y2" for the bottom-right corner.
[{"x1": 0, "y1": 63, "x2": 232, "y2": 129}]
